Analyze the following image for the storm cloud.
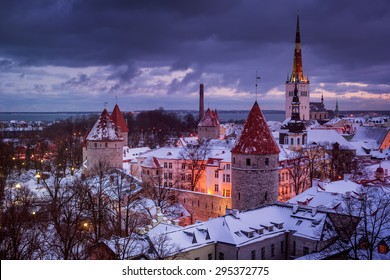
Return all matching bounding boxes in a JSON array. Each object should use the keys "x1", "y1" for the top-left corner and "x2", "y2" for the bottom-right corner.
[{"x1": 0, "y1": 0, "x2": 389, "y2": 112}]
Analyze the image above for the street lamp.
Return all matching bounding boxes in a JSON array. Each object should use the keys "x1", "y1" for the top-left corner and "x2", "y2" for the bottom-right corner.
[{"x1": 35, "y1": 172, "x2": 41, "y2": 184}]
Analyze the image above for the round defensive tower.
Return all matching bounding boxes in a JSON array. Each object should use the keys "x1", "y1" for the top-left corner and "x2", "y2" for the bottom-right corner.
[{"x1": 231, "y1": 101, "x2": 280, "y2": 211}]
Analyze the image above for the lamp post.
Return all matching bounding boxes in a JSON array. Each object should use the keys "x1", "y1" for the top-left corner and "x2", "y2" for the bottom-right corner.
[{"x1": 35, "y1": 172, "x2": 41, "y2": 184}]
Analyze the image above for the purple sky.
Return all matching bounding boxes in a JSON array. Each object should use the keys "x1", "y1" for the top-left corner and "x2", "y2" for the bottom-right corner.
[{"x1": 0, "y1": 0, "x2": 389, "y2": 112}]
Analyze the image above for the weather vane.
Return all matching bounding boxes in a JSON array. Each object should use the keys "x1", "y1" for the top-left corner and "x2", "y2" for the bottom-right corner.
[{"x1": 255, "y1": 71, "x2": 261, "y2": 101}]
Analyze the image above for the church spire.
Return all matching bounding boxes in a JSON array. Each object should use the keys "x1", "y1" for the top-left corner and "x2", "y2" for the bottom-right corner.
[
  {"x1": 335, "y1": 99, "x2": 340, "y2": 117},
  {"x1": 290, "y1": 13, "x2": 305, "y2": 82}
]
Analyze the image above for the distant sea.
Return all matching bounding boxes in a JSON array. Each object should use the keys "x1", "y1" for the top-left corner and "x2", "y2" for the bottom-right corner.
[
  {"x1": 0, "y1": 110, "x2": 286, "y2": 122},
  {"x1": 0, "y1": 112, "x2": 99, "y2": 122}
]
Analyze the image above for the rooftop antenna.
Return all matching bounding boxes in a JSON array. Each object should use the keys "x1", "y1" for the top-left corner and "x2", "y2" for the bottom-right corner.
[{"x1": 255, "y1": 71, "x2": 261, "y2": 102}]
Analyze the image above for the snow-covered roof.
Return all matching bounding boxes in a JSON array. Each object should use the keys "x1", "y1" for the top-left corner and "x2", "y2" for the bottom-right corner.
[
  {"x1": 231, "y1": 101, "x2": 280, "y2": 155},
  {"x1": 139, "y1": 141, "x2": 233, "y2": 163},
  {"x1": 351, "y1": 126, "x2": 389, "y2": 146},
  {"x1": 141, "y1": 156, "x2": 161, "y2": 168},
  {"x1": 324, "y1": 117, "x2": 343, "y2": 126},
  {"x1": 86, "y1": 109, "x2": 123, "y2": 141},
  {"x1": 176, "y1": 137, "x2": 198, "y2": 147},
  {"x1": 123, "y1": 147, "x2": 150, "y2": 162},
  {"x1": 145, "y1": 204, "x2": 329, "y2": 255},
  {"x1": 288, "y1": 179, "x2": 361, "y2": 209},
  {"x1": 198, "y1": 108, "x2": 220, "y2": 127},
  {"x1": 307, "y1": 129, "x2": 355, "y2": 150}
]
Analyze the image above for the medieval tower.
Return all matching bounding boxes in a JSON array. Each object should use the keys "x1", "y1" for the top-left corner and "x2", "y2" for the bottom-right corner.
[
  {"x1": 231, "y1": 101, "x2": 280, "y2": 211},
  {"x1": 83, "y1": 106, "x2": 127, "y2": 175},
  {"x1": 285, "y1": 14, "x2": 310, "y2": 121},
  {"x1": 198, "y1": 108, "x2": 220, "y2": 140}
]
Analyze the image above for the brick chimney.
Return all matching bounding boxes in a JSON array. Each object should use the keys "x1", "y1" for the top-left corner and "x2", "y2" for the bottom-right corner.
[{"x1": 199, "y1": 83, "x2": 205, "y2": 121}]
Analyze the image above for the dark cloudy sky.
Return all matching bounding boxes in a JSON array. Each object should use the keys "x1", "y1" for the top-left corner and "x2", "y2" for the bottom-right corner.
[{"x1": 1, "y1": 0, "x2": 390, "y2": 112}]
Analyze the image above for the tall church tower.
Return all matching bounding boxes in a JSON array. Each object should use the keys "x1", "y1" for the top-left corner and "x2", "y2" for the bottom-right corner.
[
  {"x1": 286, "y1": 82, "x2": 307, "y2": 150},
  {"x1": 231, "y1": 101, "x2": 280, "y2": 211},
  {"x1": 285, "y1": 14, "x2": 310, "y2": 121}
]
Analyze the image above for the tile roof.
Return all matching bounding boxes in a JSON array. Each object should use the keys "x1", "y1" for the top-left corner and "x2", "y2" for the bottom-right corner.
[
  {"x1": 231, "y1": 101, "x2": 280, "y2": 155},
  {"x1": 110, "y1": 104, "x2": 129, "y2": 133},
  {"x1": 86, "y1": 109, "x2": 123, "y2": 141},
  {"x1": 198, "y1": 108, "x2": 220, "y2": 127}
]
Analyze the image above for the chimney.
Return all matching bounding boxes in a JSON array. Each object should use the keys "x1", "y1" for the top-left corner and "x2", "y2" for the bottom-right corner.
[{"x1": 199, "y1": 84, "x2": 205, "y2": 121}]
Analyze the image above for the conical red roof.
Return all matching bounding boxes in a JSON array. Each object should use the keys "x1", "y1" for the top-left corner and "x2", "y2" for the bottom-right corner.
[
  {"x1": 231, "y1": 101, "x2": 280, "y2": 155},
  {"x1": 111, "y1": 104, "x2": 129, "y2": 133}
]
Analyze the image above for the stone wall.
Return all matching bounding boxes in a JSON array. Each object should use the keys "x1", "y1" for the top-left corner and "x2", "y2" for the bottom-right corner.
[
  {"x1": 232, "y1": 153, "x2": 279, "y2": 210},
  {"x1": 176, "y1": 190, "x2": 232, "y2": 224},
  {"x1": 85, "y1": 140, "x2": 123, "y2": 174},
  {"x1": 198, "y1": 126, "x2": 219, "y2": 140}
]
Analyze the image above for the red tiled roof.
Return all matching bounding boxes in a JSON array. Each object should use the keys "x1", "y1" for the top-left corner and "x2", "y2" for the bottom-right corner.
[
  {"x1": 198, "y1": 108, "x2": 220, "y2": 127},
  {"x1": 111, "y1": 104, "x2": 129, "y2": 133},
  {"x1": 231, "y1": 101, "x2": 280, "y2": 155}
]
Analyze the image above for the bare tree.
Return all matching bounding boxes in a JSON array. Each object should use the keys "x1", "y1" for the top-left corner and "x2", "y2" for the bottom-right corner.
[
  {"x1": 147, "y1": 233, "x2": 183, "y2": 260},
  {"x1": 305, "y1": 143, "x2": 328, "y2": 182},
  {"x1": 328, "y1": 142, "x2": 355, "y2": 180},
  {"x1": 286, "y1": 150, "x2": 310, "y2": 196},
  {"x1": 0, "y1": 183, "x2": 43, "y2": 259},
  {"x1": 107, "y1": 170, "x2": 148, "y2": 237},
  {"x1": 0, "y1": 139, "x2": 14, "y2": 204},
  {"x1": 327, "y1": 187, "x2": 390, "y2": 259},
  {"x1": 41, "y1": 161, "x2": 88, "y2": 259},
  {"x1": 80, "y1": 162, "x2": 113, "y2": 244},
  {"x1": 179, "y1": 139, "x2": 210, "y2": 191}
]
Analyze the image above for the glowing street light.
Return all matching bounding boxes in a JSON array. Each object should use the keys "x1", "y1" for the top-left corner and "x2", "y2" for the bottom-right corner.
[
  {"x1": 35, "y1": 172, "x2": 41, "y2": 184},
  {"x1": 15, "y1": 183, "x2": 21, "y2": 189}
]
